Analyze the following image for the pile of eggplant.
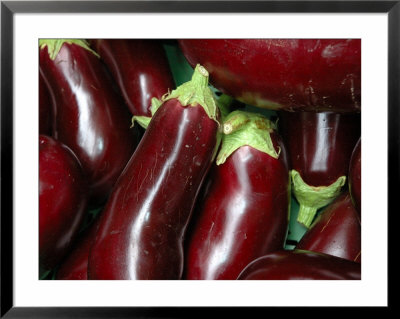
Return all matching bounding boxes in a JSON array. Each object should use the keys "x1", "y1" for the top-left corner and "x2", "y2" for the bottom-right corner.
[{"x1": 39, "y1": 39, "x2": 361, "y2": 280}]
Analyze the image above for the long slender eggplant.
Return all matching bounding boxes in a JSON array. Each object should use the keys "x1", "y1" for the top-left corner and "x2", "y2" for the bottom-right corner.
[
  {"x1": 39, "y1": 39, "x2": 140, "y2": 205},
  {"x1": 87, "y1": 65, "x2": 220, "y2": 280},
  {"x1": 278, "y1": 111, "x2": 361, "y2": 227},
  {"x1": 39, "y1": 135, "x2": 88, "y2": 274},
  {"x1": 349, "y1": 138, "x2": 361, "y2": 218},
  {"x1": 296, "y1": 191, "x2": 361, "y2": 263},
  {"x1": 237, "y1": 249, "x2": 361, "y2": 280},
  {"x1": 89, "y1": 39, "x2": 175, "y2": 118},
  {"x1": 184, "y1": 111, "x2": 290, "y2": 280},
  {"x1": 39, "y1": 71, "x2": 53, "y2": 135},
  {"x1": 56, "y1": 217, "x2": 101, "y2": 280},
  {"x1": 178, "y1": 39, "x2": 361, "y2": 112}
]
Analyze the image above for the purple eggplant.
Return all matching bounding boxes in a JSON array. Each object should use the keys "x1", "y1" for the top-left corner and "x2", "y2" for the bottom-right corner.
[
  {"x1": 178, "y1": 39, "x2": 361, "y2": 112},
  {"x1": 39, "y1": 135, "x2": 88, "y2": 274},
  {"x1": 39, "y1": 39, "x2": 140, "y2": 205},
  {"x1": 89, "y1": 39, "x2": 175, "y2": 117},
  {"x1": 237, "y1": 249, "x2": 361, "y2": 280},
  {"x1": 184, "y1": 111, "x2": 290, "y2": 279},
  {"x1": 87, "y1": 65, "x2": 220, "y2": 279},
  {"x1": 296, "y1": 191, "x2": 361, "y2": 263},
  {"x1": 278, "y1": 110, "x2": 361, "y2": 227},
  {"x1": 349, "y1": 138, "x2": 361, "y2": 218}
]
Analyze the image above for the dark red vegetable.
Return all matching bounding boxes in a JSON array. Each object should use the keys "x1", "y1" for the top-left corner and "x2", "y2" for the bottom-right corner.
[
  {"x1": 178, "y1": 39, "x2": 361, "y2": 113},
  {"x1": 39, "y1": 135, "x2": 88, "y2": 274},
  {"x1": 39, "y1": 71, "x2": 53, "y2": 135},
  {"x1": 89, "y1": 39, "x2": 175, "y2": 117},
  {"x1": 349, "y1": 138, "x2": 361, "y2": 218},
  {"x1": 56, "y1": 217, "x2": 101, "y2": 280},
  {"x1": 184, "y1": 111, "x2": 290, "y2": 280},
  {"x1": 39, "y1": 39, "x2": 140, "y2": 205},
  {"x1": 87, "y1": 65, "x2": 220, "y2": 280},
  {"x1": 296, "y1": 191, "x2": 361, "y2": 263},
  {"x1": 278, "y1": 110, "x2": 361, "y2": 227},
  {"x1": 237, "y1": 249, "x2": 361, "y2": 280}
]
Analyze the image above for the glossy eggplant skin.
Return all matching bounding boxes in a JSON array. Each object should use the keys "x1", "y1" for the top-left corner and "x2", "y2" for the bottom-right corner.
[
  {"x1": 87, "y1": 99, "x2": 219, "y2": 280},
  {"x1": 184, "y1": 139, "x2": 290, "y2": 280},
  {"x1": 278, "y1": 111, "x2": 361, "y2": 187},
  {"x1": 56, "y1": 217, "x2": 100, "y2": 280},
  {"x1": 90, "y1": 39, "x2": 175, "y2": 116},
  {"x1": 178, "y1": 39, "x2": 361, "y2": 112},
  {"x1": 237, "y1": 249, "x2": 361, "y2": 280},
  {"x1": 39, "y1": 71, "x2": 53, "y2": 135},
  {"x1": 296, "y1": 192, "x2": 361, "y2": 263},
  {"x1": 39, "y1": 42, "x2": 140, "y2": 205},
  {"x1": 349, "y1": 138, "x2": 361, "y2": 218},
  {"x1": 39, "y1": 135, "x2": 88, "y2": 273}
]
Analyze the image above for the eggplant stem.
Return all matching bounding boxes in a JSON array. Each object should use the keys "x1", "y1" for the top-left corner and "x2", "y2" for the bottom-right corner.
[
  {"x1": 222, "y1": 113, "x2": 251, "y2": 134},
  {"x1": 297, "y1": 205, "x2": 318, "y2": 228},
  {"x1": 290, "y1": 170, "x2": 346, "y2": 228},
  {"x1": 161, "y1": 64, "x2": 219, "y2": 123}
]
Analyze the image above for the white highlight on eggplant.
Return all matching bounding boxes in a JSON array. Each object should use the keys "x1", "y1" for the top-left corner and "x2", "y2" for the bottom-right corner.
[{"x1": 59, "y1": 54, "x2": 104, "y2": 159}]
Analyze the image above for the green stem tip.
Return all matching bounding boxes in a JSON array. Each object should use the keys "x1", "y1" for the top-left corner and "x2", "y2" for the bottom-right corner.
[
  {"x1": 162, "y1": 64, "x2": 219, "y2": 123},
  {"x1": 296, "y1": 205, "x2": 318, "y2": 228}
]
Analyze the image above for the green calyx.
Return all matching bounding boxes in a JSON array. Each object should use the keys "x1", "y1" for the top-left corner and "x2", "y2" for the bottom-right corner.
[
  {"x1": 162, "y1": 64, "x2": 219, "y2": 123},
  {"x1": 216, "y1": 94, "x2": 234, "y2": 120},
  {"x1": 216, "y1": 110, "x2": 279, "y2": 165},
  {"x1": 291, "y1": 169, "x2": 346, "y2": 228},
  {"x1": 131, "y1": 65, "x2": 219, "y2": 130},
  {"x1": 131, "y1": 97, "x2": 163, "y2": 129},
  {"x1": 39, "y1": 39, "x2": 99, "y2": 60}
]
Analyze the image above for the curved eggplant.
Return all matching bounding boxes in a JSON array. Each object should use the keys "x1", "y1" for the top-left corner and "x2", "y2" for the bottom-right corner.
[
  {"x1": 349, "y1": 138, "x2": 361, "y2": 218},
  {"x1": 178, "y1": 39, "x2": 361, "y2": 112},
  {"x1": 89, "y1": 39, "x2": 175, "y2": 117},
  {"x1": 87, "y1": 65, "x2": 220, "y2": 280},
  {"x1": 39, "y1": 135, "x2": 88, "y2": 274},
  {"x1": 278, "y1": 110, "x2": 361, "y2": 227},
  {"x1": 39, "y1": 39, "x2": 140, "y2": 205},
  {"x1": 184, "y1": 111, "x2": 290, "y2": 280},
  {"x1": 296, "y1": 191, "x2": 361, "y2": 263},
  {"x1": 237, "y1": 249, "x2": 361, "y2": 280}
]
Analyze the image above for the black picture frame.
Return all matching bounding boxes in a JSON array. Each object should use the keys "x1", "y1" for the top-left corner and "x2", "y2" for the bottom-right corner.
[{"x1": 1, "y1": 0, "x2": 396, "y2": 317}]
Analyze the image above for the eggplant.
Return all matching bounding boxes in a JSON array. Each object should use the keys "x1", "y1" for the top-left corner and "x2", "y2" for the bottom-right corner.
[
  {"x1": 349, "y1": 138, "x2": 361, "y2": 218},
  {"x1": 184, "y1": 111, "x2": 290, "y2": 280},
  {"x1": 39, "y1": 39, "x2": 140, "y2": 205},
  {"x1": 178, "y1": 39, "x2": 361, "y2": 113},
  {"x1": 39, "y1": 135, "x2": 88, "y2": 274},
  {"x1": 278, "y1": 110, "x2": 361, "y2": 227},
  {"x1": 296, "y1": 191, "x2": 361, "y2": 263},
  {"x1": 89, "y1": 39, "x2": 175, "y2": 119},
  {"x1": 237, "y1": 249, "x2": 361, "y2": 280},
  {"x1": 87, "y1": 65, "x2": 220, "y2": 280},
  {"x1": 39, "y1": 71, "x2": 53, "y2": 135},
  {"x1": 56, "y1": 217, "x2": 101, "y2": 280}
]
